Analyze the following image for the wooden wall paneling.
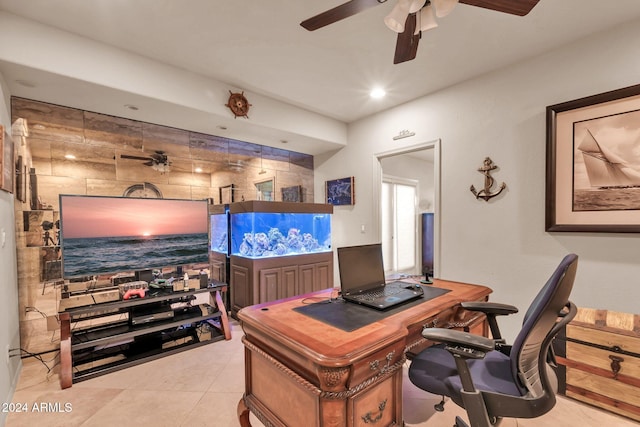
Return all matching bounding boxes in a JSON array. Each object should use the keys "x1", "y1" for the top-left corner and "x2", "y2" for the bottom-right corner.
[
  {"x1": 142, "y1": 122, "x2": 191, "y2": 158},
  {"x1": 261, "y1": 146, "x2": 291, "y2": 172},
  {"x1": 157, "y1": 184, "x2": 194, "y2": 200},
  {"x1": 190, "y1": 186, "x2": 216, "y2": 201},
  {"x1": 189, "y1": 132, "x2": 229, "y2": 162},
  {"x1": 11, "y1": 98, "x2": 84, "y2": 143},
  {"x1": 228, "y1": 139, "x2": 261, "y2": 169},
  {"x1": 11, "y1": 97, "x2": 316, "y2": 361},
  {"x1": 51, "y1": 157, "x2": 117, "y2": 182},
  {"x1": 115, "y1": 156, "x2": 171, "y2": 183},
  {"x1": 85, "y1": 179, "x2": 135, "y2": 196},
  {"x1": 83, "y1": 111, "x2": 143, "y2": 150},
  {"x1": 35, "y1": 175, "x2": 88, "y2": 210},
  {"x1": 289, "y1": 152, "x2": 314, "y2": 170},
  {"x1": 28, "y1": 137, "x2": 53, "y2": 164}
]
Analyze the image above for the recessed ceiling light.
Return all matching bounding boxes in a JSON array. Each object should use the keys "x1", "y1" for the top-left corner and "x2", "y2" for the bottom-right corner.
[
  {"x1": 124, "y1": 104, "x2": 139, "y2": 111},
  {"x1": 194, "y1": 167, "x2": 203, "y2": 173},
  {"x1": 65, "y1": 154, "x2": 76, "y2": 160},
  {"x1": 370, "y1": 87, "x2": 386, "y2": 99}
]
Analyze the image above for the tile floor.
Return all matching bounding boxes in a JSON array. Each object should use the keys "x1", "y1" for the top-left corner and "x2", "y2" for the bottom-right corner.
[{"x1": 5, "y1": 320, "x2": 638, "y2": 427}]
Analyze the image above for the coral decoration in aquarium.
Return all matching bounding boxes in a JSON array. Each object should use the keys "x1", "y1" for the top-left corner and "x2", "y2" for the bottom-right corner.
[
  {"x1": 231, "y1": 212, "x2": 331, "y2": 259},
  {"x1": 210, "y1": 213, "x2": 229, "y2": 254}
]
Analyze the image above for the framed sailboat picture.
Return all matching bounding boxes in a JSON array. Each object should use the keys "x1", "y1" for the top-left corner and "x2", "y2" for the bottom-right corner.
[{"x1": 546, "y1": 83, "x2": 640, "y2": 232}]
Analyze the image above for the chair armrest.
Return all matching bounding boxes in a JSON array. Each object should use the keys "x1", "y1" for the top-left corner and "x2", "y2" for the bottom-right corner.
[
  {"x1": 460, "y1": 301, "x2": 518, "y2": 342},
  {"x1": 460, "y1": 301, "x2": 519, "y2": 316},
  {"x1": 422, "y1": 328, "x2": 495, "y2": 353}
]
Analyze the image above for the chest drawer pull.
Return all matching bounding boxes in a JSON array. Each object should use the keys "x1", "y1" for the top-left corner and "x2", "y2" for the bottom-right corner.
[
  {"x1": 609, "y1": 354, "x2": 624, "y2": 379},
  {"x1": 369, "y1": 350, "x2": 396, "y2": 372},
  {"x1": 361, "y1": 399, "x2": 387, "y2": 424}
]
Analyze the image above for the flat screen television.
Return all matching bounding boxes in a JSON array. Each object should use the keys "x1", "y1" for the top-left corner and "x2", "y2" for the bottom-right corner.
[{"x1": 59, "y1": 195, "x2": 209, "y2": 279}]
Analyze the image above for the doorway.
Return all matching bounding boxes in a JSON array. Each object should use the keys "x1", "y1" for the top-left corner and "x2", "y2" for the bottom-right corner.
[{"x1": 374, "y1": 139, "x2": 440, "y2": 278}]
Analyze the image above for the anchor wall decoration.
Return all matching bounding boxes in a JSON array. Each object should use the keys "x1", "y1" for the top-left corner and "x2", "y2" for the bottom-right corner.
[{"x1": 470, "y1": 157, "x2": 506, "y2": 202}]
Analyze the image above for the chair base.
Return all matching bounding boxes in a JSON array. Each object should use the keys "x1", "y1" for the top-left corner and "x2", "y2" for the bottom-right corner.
[{"x1": 455, "y1": 415, "x2": 469, "y2": 427}]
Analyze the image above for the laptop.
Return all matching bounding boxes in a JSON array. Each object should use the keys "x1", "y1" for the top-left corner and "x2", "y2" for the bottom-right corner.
[{"x1": 337, "y1": 243, "x2": 424, "y2": 310}]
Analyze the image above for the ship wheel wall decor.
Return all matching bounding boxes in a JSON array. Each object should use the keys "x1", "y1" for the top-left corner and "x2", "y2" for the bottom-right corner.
[{"x1": 226, "y1": 91, "x2": 251, "y2": 118}]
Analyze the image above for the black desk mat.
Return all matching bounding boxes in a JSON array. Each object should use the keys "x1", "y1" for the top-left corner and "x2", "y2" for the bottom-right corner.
[{"x1": 293, "y1": 285, "x2": 451, "y2": 332}]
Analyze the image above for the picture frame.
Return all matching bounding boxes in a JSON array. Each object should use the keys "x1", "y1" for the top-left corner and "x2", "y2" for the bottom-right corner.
[
  {"x1": 326, "y1": 176, "x2": 355, "y2": 206},
  {"x1": 1, "y1": 127, "x2": 15, "y2": 194},
  {"x1": 281, "y1": 185, "x2": 302, "y2": 202},
  {"x1": 16, "y1": 155, "x2": 27, "y2": 203},
  {"x1": 546, "y1": 83, "x2": 640, "y2": 232},
  {"x1": 219, "y1": 184, "x2": 235, "y2": 204}
]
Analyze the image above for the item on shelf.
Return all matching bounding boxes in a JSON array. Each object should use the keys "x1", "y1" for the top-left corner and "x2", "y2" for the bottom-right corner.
[
  {"x1": 130, "y1": 304, "x2": 174, "y2": 325},
  {"x1": 58, "y1": 289, "x2": 121, "y2": 311},
  {"x1": 123, "y1": 288, "x2": 146, "y2": 300}
]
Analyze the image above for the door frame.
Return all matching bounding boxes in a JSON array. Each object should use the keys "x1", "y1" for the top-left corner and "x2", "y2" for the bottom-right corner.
[{"x1": 373, "y1": 139, "x2": 441, "y2": 278}]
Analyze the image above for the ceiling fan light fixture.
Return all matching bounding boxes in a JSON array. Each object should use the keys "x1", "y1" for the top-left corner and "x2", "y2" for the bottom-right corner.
[
  {"x1": 414, "y1": 4, "x2": 438, "y2": 34},
  {"x1": 384, "y1": 0, "x2": 411, "y2": 33},
  {"x1": 408, "y1": 0, "x2": 427, "y2": 13},
  {"x1": 432, "y1": 0, "x2": 458, "y2": 18},
  {"x1": 151, "y1": 162, "x2": 171, "y2": 173}
]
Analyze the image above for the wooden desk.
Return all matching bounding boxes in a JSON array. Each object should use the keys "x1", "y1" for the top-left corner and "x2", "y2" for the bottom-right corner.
[{"x1": 237, "y1": 279, "x2": 492, "y2": 427}]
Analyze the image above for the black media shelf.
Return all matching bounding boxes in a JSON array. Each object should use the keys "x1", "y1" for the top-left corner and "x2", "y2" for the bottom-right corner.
[
  {"x1": 71, "y1": 304, "x2": 219, "y2": 350},
  {"x1": 59, "y1": 282, "x2": 230, "y2": 388}
]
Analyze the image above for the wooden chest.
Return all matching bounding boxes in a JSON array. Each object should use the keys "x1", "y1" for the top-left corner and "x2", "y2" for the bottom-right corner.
[{"x1": 555, "y1": 308, "x2": 640, "y2": 422}]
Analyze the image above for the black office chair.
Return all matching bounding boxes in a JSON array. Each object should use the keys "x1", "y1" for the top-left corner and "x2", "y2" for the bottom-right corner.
[{"x1": 408, "y1": 254, "x2": 578, "y2": 427}]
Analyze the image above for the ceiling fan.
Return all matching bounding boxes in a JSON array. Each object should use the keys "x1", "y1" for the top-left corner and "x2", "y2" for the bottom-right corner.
[
  {"x1": 120, "y1": 150, "x2": 172, "y2": 173},
  {"x1": 301, "y1": 0, "x2": 540, "y2": 64}
]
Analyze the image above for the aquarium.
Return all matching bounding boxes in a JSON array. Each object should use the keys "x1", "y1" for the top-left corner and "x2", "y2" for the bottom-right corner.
[
  {"x1": 231, "y1": 212, "x2": 332, "y2": 259},
  {"x1": 210, "y1": 212, "x2": 229, "y2": 255}
]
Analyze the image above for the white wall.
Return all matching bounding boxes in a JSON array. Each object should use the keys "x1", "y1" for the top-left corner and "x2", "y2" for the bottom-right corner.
[
  {"x1": 0, "y1": 71, "x2": 22, "y2": 426},
  {"x1": 315, "y1": 19, "x2": 640, "y2": 341}
]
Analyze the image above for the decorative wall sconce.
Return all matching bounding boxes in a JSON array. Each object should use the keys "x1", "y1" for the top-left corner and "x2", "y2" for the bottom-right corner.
[
  {"x1": 392, "y1": 129, "x2": 415, "y2": 140},
  {"x1": 470, "y1": 157, "x2": 506, "y2": 201}
]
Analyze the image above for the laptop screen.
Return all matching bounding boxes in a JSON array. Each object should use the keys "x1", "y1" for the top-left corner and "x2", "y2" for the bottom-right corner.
[{"x1": 337, "y1": 243, "x2": 386, "y2": 295}]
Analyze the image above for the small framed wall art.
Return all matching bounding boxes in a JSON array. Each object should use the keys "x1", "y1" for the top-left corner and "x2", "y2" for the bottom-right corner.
[
  {"x1": 281, "y1": 185, "x2": 303, "y2": 202},
  {"x1": 326, "y1": 176, "x2": 354, "y2": 206},
  {"x1": 1, "y1": 126, "x2": 15, "y2": 194}
]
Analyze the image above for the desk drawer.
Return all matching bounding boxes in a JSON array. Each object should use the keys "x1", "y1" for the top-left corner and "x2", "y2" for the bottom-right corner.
[
  {"x1": 350, "y1": 341, "x2": 405, "y2": 388},
  {"x1": 406, "y1": 305, "x2": 486, "y2": 358},
  {"x1": 351, "y1": 375, "x2": 399, "y2": 427}
]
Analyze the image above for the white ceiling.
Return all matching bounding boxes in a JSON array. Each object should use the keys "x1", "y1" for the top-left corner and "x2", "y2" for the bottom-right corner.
[{"x1": 2, "y1": 0, "x2": 640, "y2": 138}]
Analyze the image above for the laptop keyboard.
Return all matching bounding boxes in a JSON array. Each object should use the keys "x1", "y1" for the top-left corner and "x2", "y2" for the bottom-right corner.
[{"x1": 349, "y1": 285, "x2": 405, "y2": 302}]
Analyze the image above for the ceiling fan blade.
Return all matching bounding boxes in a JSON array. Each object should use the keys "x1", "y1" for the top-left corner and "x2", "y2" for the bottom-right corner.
[
  {"x1": 301, "y1": 0, "x2": 387, "y2": 31},
  {"x1": 459, "y1": 0, "x2": 540, "y2": 16},
  {"x1": 120, "y1": 154, "x2": 152, "y2": 161},
  {"x1": 393, "y1": 13, "x2": 420, "y2": 64}
]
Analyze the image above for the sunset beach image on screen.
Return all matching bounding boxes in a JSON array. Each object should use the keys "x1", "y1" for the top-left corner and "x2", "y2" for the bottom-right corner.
[{"x1": 59, "y1": 195, "x2": 209, "y2": 278}]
